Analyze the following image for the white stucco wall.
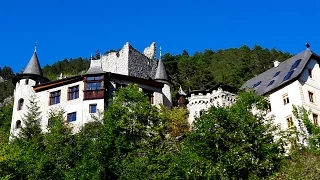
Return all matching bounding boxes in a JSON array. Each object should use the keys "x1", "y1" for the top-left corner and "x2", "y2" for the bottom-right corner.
[
  {"x1": 11, "y1": 78, "x2": 38, "y2": 137},
  {"x1": 299, "y1": 58, "x2": 320, "y2": 126},
  {"x1": 268, "y1": 80, "x2": 303, "y2": 129}
]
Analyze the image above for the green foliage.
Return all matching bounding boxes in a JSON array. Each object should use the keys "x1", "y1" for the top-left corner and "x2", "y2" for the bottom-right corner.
[
  {"x1": 174, "y1": 91, "x2": 284, "y2": 179},
  {"x1": 0, "y1": 104, "x2": 13, "y2": 142},
  {"x1": 42, "y1": 57, "x2": 90, "y2": 81},
  {"x1": 163, "y1": 46, "x2": 291, "y2": 94},
  {"x1": 0, "y1": 66, "x2": 15, "y2": 103},
  {"x1": 271, "y1": 152, "x2": 320, "y2": 180}
]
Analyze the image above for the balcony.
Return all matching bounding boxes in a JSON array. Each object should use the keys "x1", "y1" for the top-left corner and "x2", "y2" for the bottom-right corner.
[{"x1": 83, "y1": 89, "x2": 104, "y2": 100}]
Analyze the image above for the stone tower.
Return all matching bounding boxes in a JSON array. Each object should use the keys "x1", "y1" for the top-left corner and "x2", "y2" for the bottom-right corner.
[
  {"x1": 10, "y1": 48, "x2": 49, "y2": 137},
  {"x1": 154, "y1": 50, "x2": 172, "y2": 109}
]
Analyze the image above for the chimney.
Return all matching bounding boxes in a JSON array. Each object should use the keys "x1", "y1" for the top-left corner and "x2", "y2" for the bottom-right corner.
[{"x1": 274, "y1": 60, "x2": 280, "y2": 67}]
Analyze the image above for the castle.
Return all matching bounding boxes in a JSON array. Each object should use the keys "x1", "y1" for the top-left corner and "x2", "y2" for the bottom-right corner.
[
  {"x1": 11, "y1": 42, "x2": 320, "y2": 137},
  {"x1": 10, "y1": 42, "x2": 172, "y2": 136}
]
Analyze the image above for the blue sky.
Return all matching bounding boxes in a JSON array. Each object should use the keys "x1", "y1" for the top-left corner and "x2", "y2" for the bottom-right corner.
[{"x1": 1, "y1": 0, "x2": 319, "y2": 73}]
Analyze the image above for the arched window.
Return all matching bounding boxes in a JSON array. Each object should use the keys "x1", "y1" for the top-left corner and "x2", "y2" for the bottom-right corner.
[
  {"x1": 18, "y1": 98, "x2": 24, "y2": 110},
  {"x1": 16, "y1": 120, "x2": 22, "y2": 129}
]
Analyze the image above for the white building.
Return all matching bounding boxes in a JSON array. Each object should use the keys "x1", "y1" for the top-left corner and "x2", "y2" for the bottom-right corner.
[
  {"x1": 241, "y1": 46, "x2": 320, "y2": 130},
  {"x1": 10, "y1": 42, "x2": 172, "y2": 136},
  {"x1": 185, "y1": 84, "x2": 237, "y2": 125}
]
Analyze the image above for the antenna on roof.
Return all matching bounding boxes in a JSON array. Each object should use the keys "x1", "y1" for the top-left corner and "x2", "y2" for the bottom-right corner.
[
  {"x1": 90, "y1": 54, "x2": 93, "y2": 60},
  {"x1": 305, "y1": 43, "x2": 310, "y2": 49},
  {"x1": 34, "y1": 42, "x2": 37, "y2": 52}
]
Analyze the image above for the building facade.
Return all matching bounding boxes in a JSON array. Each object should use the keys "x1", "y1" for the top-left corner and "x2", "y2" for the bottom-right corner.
[
  {"x1": 241, "y1": 47, "x2": 320, "y2": 130},
  {"x1": 10, "y1": 42, "x2": 172, "y2": 136}
]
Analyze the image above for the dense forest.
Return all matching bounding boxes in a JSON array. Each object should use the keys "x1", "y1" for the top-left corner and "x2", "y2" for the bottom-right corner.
[{"x1": 1, "y1": 45, "x2": 320, "y2": 179}]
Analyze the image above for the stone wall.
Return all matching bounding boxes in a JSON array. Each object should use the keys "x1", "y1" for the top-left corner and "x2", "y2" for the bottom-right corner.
[
  {"x1": 101, "y1": 42, "x2": 130, "y2": 76},
  {"x1": 128, "y1": 45, "x2": 156, "y2": 79}
]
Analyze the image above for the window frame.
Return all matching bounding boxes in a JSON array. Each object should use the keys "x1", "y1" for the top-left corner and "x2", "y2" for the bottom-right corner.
[
  {"x1": 15, "y1": 120, "x2": 22, "y2": 129},
  {"x1": 313, "y1": 113, "x2": 318, "y2": 126},
  {"x1": 85, "y1": 76, "x2": 103, "y2": 91},
  {"x1": 68, "y1": 85, "x2": 79, "y2": 100},
  {"x1": 18, "y1": 98, "x2": 24, "y2": 111},
  {"x1": 49, "y1": 90, "x2": 61, "y2": 105},
  {"x1": 67, "y1": 112, "x2": 77, "y2": 122},
  {"x1": 308, "y1": 91, "x2": 315, "y2": 104},
  {"x1": 89, "y1": 104, "x2": 97, "y2": 113},
  {"x1": 283, "y1": 93, "x2": 290, "y2": 105},
  {"x1": 286, "y1": 116, "x2": 294, "y2": 127}
]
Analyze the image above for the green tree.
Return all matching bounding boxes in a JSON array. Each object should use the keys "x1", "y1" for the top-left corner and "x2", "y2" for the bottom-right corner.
[{"x1": 171, "y1": 91, "x2": 284, "y2": 179}]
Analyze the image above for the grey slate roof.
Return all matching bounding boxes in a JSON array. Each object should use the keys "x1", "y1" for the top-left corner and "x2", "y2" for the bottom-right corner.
[
  {"x1": 86, "y1": 59, "x2": 104, "y2": 75},
  {"x1": 241, "y1": 49, "x2": 320, "y2": 95},
  {"x1": 154, "y1": 57, "x2": 168, "y2": 81},
  {"x1": 23, "y1": 51, "x2": 43, "y2": 76}
]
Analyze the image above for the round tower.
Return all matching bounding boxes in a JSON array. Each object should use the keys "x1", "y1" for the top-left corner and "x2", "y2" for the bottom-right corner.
[
  {"x1": 10, "y1": 47, "x2": 49, "y2": 137},
  {"x1": 154, "y1": 47, "x2": 172, "y2": 109}
]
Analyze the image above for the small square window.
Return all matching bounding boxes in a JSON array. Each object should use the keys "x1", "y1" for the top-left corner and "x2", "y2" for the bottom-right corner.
[
  {"x1": 67, "y1": 112, "x2": 77, "y2": 122},
  {"x1": 283, "y1": 93, "x2": 289, "y2": 105},
  {"x1": 25, "y1": 79, "x2": 29, "y2": 85},
  {"x1": 286, "y1": 116, "x2": 293, "y2": 127},
  {"x1": 313, "y1": 113, "x2": 318, "y2": 126},
  {"x1": 89, "y1": 104, "x2": 97, "y2": 113}
]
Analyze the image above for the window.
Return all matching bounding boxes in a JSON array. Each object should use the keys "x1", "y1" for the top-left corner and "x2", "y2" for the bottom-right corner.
[
  {"x1": 273, "y1": 71, "x2": 281, "y2": 77},
  {"x1": 308, "y1": 69, "x2": 313, "y2": 78},
  {"x1": 283, "y1": 93, "x2": 289, "y2": 105},
  {"x1": 18, "y1": 98, "x2": 24, "y2": 110},
  {"x1": 286, "y1": 116, "x2": 293, "y2": 127},
  {"x1": 67, "y1": 112, "x2": 77, "y2": 122},
  {"x1": 252, "y1": 81, "x2": 261, "y2": 88},
  {"x1": 86, "y1": 76, "x2": 103, "y2": 90},
  {"x1": 283, "y1": 70, "x2": 294, "y2": 81},
  {"x1": 68, "y1": 85, "x2": 79, "y2": 100},
  {"x1": 50, "y1": 90, "x2": 61, "y2": 105},
  {"x1": 89, "y1": 104, "x2": 97, "y2": 113},
  {"x1": 313, "y1": 113, "x2": 318, "y2": 126},
  {"x1": 308, "y1": 91, "x2": 315, "y2": 103},
  {"x1": 25, "y1": 79, "x2": 29, "y2": 85},
  {"x1": 15, "y1": 120, "x2": 22, "y2": 129},
  {"x1": 267, "y1": 80, "x2": 275, "y2": 87},
  {"x1": 290, "y1": 59, "x2": 301, "y2": 70}
]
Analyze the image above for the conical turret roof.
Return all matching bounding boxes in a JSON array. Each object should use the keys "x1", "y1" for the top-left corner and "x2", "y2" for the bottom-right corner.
[
  {"x1": 23, "y1": 51, "x2": 43, "y2": 76},
  {"x1": 154, "y1": 57, "x2": 168, "y2": 81},
  {"x1": 178, "y1": 86, "x2": 187, "y2": 96}
]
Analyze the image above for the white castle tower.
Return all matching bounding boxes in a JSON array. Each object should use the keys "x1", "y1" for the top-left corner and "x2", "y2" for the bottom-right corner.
[
  {"x1": 10, "y1": 47, "x2": 49, "y2": 137},
  {"x1": 154, "y1": 47, "x2": 172, "y2": 108}
]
